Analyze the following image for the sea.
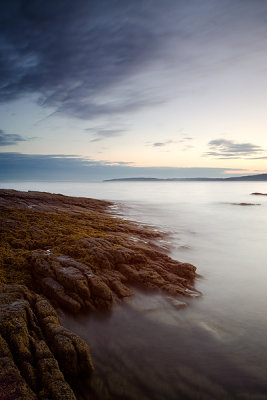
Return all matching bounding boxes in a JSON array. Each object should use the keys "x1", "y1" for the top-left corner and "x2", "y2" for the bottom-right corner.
[{"x1": 1, "y1": 181, "x2": 267, "y2": 399}]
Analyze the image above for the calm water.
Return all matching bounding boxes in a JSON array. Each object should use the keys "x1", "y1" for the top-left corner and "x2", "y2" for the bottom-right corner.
[{"x1": 1, "y1": 181, "x2": 267, "y2": 399}]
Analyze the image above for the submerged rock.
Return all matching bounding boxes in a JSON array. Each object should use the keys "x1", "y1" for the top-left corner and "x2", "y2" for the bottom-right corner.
[
  {"x1": 231, "y1": 202, "x2": 261, "y2": 206},
  {"x1": 167, "y1": 297, "x2": 187, "y2": 310}
]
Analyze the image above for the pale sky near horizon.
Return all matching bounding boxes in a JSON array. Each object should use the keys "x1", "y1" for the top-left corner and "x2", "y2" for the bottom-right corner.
[{"x1": 1, "y1": 0, "x2": 267, "y2": 180}]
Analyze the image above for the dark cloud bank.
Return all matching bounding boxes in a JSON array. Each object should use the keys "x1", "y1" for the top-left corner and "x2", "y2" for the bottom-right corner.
[
  {"x1": 0, "y1": 0, "x2": 175, "y2": 119},
  {"x1": 0, "y1": 152, "x2": 238, "y2": 181},
  {"x1": 1, "y1": 0, "x2": 267, "y2": 121}
]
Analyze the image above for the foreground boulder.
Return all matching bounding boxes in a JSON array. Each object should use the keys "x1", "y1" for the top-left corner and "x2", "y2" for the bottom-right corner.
[{"x1": 0, "y1": 285, "x2": 93, "y2": 400}]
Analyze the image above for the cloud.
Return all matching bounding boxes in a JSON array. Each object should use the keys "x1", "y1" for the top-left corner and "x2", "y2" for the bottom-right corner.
[
  {"x1": 204, "y1": 138, "x2": 265, "y2": 159},
  {"x1": 102, "y1": 160, "x2": 134, "y2": 166},
  {"x1": 152, "y1": 140, "x2": 174, "y2": 147},
  {"x1": 0, "y1": 0, "x2": 177, "y2": 119},
  {"x1": 2, "y1": 1, "x2": 266, "y2": 121},
  {"x1": 85, "y1": 128, "x2": 126, "y2": 142},
  {"x1": 150, "y1": 138, "x2": 194, "y2": 151},
  {"x1": 0, "y1": 152, "x2": 249, "y2": 181},
  {"x1": 179, "y1": 137, "x2": 193, "y2": 143},
  {"x1": 0, "y1": 129, "x2": 26, "y2": 146},
  {"x1": 0, "y1": 152, "x2": 113, "y2": 181}
]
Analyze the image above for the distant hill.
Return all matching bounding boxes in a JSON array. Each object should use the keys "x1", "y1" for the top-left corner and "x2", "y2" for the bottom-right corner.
[
  {"x1": 104, "y1": 174, "x2": 267, "y2": 182},
  {"x1": 225, "y1": 174, "x2": 267, "y2": 181}
]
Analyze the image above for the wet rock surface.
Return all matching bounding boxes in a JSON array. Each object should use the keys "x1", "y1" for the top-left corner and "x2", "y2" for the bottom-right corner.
[{"x1": 0, "y1": 189, "x2": 199, "y2": 399}]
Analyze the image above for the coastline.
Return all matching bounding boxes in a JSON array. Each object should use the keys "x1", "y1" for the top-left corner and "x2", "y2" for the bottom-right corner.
[{"x1": 0, "y1": 189, "x2": 198, "y2": 399}]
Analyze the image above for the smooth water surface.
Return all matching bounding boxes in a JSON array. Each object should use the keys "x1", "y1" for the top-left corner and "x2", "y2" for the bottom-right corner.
[{"x1": 1, "y1": 181, "x2": 267, "y2": 399}]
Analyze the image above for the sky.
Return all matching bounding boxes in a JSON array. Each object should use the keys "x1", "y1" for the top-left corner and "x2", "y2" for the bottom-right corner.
[{"x1": 1, "y1": 0, "x2": 267, "y2": 181}]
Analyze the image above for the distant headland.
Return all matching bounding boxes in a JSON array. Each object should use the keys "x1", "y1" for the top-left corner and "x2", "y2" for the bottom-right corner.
[{"x1": 104, "y1": 173, "x2": 267, "y2": 182}]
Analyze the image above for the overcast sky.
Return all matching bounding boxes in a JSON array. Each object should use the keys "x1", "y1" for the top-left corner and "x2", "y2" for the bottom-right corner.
[{"x1": 1, "y1": 0, "x2": 267, "y2": 180}]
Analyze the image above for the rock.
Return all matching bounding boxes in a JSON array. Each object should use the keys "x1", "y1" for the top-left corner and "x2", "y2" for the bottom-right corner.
[
  {"x1": 109, "y1": 279, "x2": 133, "y2": 298},
  {"x1": 167, "y1": 297, "x2": 187, "y2": 310},
  {"x1": 87, "y1": 275, "x2": 114, "y2": 309},
  {"x1": 1, "y1": 189, "x2": 199, "y2": 308},
  {"x1": 41, "y1": 277, "x2": 82, "y2": 313},
  {"x1": 34, "y1": 296, "x2": 94, "y2": 380},
  {"x1": 0, "y1": 285, "x2": 93, "y2": 400},
  {"x1": 231, "y1": 202, "x2": 261, "y2": 206},
  {"x1": 0, "y1": 332, "x2": 37, "y2": 400},
  {"x1": 32, "y1": 253, "x2": 114, "y2": 312},
  {"x1": 117, "y1": 263, "x2": 141, "y2": 282},
  {"x1": 31, "y1": 245, "x2": 199, "y2": 312}
]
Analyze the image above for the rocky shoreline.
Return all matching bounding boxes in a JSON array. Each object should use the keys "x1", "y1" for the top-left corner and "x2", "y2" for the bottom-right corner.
[{"x1": 0, "y1": 189, "x2": 198, "y2": 399}]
